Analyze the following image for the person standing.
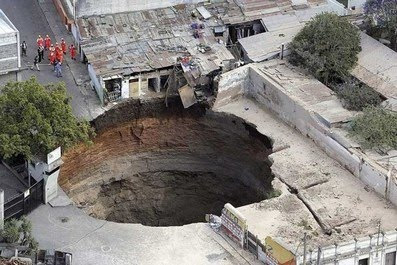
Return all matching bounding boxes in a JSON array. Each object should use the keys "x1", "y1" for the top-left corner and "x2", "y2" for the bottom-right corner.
[
  {"x1": 69, "y1": 44, "x2": 76, "y2": 60},
  {"x1": 33, "y1": 55, "x2": 40, "y2": 71},
  {"x1": 37, "y1": 45, "x2": 44, "y2": 62},
  {"x1": 55, "y1": 43, "x2": 63, "y2": 63},
  {"x1": 20, "y1": 41, "x2": 27, "y2": 57},
  {"x1": 55, "y1": 61, "x2": 62, "y2": 78},
  {"x1": 44, "y1": 35, "x2": 51, "y2": 50},
  {"x1": 61, "y1": 38, "x2": 67, "y2": 55},
  {"x1": 49, "y1": 50, "x2": 56, "y2": 66},
  {"x1": 36, "y1": 35, "x2": 44, "y2": 47}
]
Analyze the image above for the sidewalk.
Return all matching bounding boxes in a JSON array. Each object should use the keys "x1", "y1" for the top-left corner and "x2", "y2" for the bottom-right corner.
[{"x1": 37, "y1": 0, "x2": 106, "y2": 120}]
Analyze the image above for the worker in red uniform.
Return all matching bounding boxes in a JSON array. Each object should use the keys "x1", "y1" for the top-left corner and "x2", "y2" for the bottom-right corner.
[
  {"x1": 36, "y1": 35, "x2": 44, "y2": 47},
  {"x1": 48, "y1": 44, "x2": 55, "y2": 59},
  {"x1": 44, "y1": 35, "x2": 51, "y2": 50},
  {"x1": 49, "y1": 51, "x2": 56, "y2": 66},
  {"x1": 55, "y1": 43, "x2": 63, "y2": 63},
  {"x1": 61, "y1": 38, "x2": 67, "y2": 55},
  {"x1": 69, "y1": 44, "x2": 76, "y2": 60}
]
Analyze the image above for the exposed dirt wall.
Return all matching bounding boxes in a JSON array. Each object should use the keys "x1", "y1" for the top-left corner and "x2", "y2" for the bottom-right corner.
[{"x1": 60, "y1": 98, "x2": 274, "y2": 226}]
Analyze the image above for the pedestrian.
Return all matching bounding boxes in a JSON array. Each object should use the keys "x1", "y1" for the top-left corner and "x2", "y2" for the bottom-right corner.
[
  {"x1": 20, "y1": 41, "x2": 27, "y2": 56},
  {"x1": 33, "y1": 55, "x2": 40, "y2": 71},
  {"x1": 61, "y1": 38, "x2": 67, "y2": 55},
  {"x1": 44, "y1": 35, "x2": 51, "y2": 50},
  {"x1": 37, "y1": 45, "x2": 44, "y2": 63},
  {"x1": 36, "y1": 35, "x2": 44, "y2": 47},
  {"x1": 69, "y1": 44, "x2": 76, "y2": 60},
  {"x1": 55, "y1": 61, "x2": 62, "y2": 78}
]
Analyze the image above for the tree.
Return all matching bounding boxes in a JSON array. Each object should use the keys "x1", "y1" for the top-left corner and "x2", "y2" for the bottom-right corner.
[
  {"x1": 0, "y1": 77, "x2": 94, "y2": 159},
  {"x1": 0, "y1": 217, "x2": 39, "y2": 255},
  {"x1": 364, "y1": 0, "x2": 397, "y2": 51},
  {"x1": 289, "y1": 13, "x2": 361, "y2": 84},
  {"x1": 349, "y1": 106, "x2": 397, "y2": 149}
]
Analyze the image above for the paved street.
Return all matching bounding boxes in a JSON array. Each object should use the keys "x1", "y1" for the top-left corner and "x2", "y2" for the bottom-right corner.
[
  {"x1": 28, "y1": 203, "x2": 261, "y2": 265},
  {"x1": 0, "y1": 0, "x2": 104, "y2": 120}
]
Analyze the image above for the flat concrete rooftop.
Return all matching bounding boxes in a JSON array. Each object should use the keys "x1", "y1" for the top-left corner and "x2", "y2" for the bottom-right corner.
[{"x1": 214, "y1": 63, "x2": 397, "y2": 253}]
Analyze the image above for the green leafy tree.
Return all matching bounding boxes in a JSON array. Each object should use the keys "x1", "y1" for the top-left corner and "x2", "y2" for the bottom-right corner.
[
  {"x1": 350, "y1": 106, "x2": 397, "y2": 149},
  {"x1": 0, "y1": 77, "x2": 94, "y2": 159},
  {"x1": 0, "y1": 217, "x2": 39, "y2": 255},
  {"x1": 1, "y1": 218, "x2": 20, "y2": 243},
  {"x1": 289, "y1": 13, "x2": 361, "y2": 84},
  {"x1": 364, "y1": 0, "x2": 397, "y2": 51}
]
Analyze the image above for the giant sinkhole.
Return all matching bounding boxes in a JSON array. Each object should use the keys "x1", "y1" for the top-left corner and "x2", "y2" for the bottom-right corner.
[{"x1": 60, "y1": 98, "x2": 274, "y2": 226}]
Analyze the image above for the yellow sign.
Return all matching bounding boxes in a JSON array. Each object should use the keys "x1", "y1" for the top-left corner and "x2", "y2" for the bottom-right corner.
[{"x1": 265, "y1": 236, "x2": 295, "y2": 265}]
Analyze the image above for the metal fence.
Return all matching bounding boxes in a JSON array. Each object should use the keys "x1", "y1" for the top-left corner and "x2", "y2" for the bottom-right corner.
[{"x1": 4, "y1": 179, "x2": 44, "y2": 220}]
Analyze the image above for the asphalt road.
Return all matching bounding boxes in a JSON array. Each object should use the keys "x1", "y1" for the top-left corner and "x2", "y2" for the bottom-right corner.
[{"x1": 0, "y1": 0, "x2": 103, "y2": 119}]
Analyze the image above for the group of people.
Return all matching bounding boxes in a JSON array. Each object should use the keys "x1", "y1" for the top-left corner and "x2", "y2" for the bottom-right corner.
[{"x1": 20, "y1": 34, "x2": 77, "y2": 78}]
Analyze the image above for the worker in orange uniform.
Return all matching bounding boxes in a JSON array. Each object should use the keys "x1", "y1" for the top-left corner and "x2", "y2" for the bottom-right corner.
[
  {"x1": 48, "y1": 44, "x2": 55, "y2": 59},
  {"x1": 55, "y1": 43, "x2": 63, "y2": 63},
  {"x1": 69, "y1": 44, "x2": 76, "y2": 60},
  {"x1": 36, "y1": 35, "x2": 44, "y2": 47},
  {"x1": 44, "y1": 35, "x2": 51, "y2": 50},
  {"x1": 61, "y1": 38, "x2": 67, "y2": 55}
]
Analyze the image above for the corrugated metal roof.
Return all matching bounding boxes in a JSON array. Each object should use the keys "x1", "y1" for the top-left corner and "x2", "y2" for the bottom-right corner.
[
  {"x1": 79, "y1": 3, "x2": 235, "y2": 78},
  {"x1": 0, "y1": 9, "x2": 17, "y2": 35},
  {"x1": 239, "y1": 25, "x2": 303, "y2": 62},
  {"x1": 351, "y1": 32, "x2": 397, "y2": 99},
  {"x1": 262, "y1": 13, "x2": 301, "y2": 32}
]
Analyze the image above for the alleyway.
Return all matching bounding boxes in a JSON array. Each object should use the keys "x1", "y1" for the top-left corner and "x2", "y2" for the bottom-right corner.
[{"x1": 0, "y1": 0, "x2": 104, "y2": 120}]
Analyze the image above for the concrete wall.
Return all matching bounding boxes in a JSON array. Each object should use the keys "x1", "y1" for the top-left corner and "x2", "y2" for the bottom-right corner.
[
  {"x1": 217, "y1": 65, "x2": 397, "y2": 206},
  {"x1": 0, "y1": 32, "x2": 19, "y2": 74},
  {"x1": 88, "y1": 63, "x2": 104, "y2": 105},
  {"x1": 296, "y1": 231, "x2": 397, "y2": 265}
]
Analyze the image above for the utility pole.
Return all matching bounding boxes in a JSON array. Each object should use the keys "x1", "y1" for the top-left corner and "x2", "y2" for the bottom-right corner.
[{"x1": 303, "y1": 233, "x2": 307, "y2": 265}]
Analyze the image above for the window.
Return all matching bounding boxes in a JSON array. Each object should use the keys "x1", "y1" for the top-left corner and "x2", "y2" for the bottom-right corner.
[
  {"x1": 385, "y1": 251, "x2": 396, "y2": 265},
  {"x1": 359, "y1": 258, "x2": 369, "y2": 265}
]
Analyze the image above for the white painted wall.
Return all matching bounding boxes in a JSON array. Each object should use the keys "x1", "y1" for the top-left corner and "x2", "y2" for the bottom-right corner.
[
  {"x1": 88, "y1": 64, "x2": 104, "y2": 105},
  {"x1": 44, "y1": 170, "x2": 60, "y2": 203},
  {"x1": 295, "y1": 231, "x2": 397, "y2": 265},
  {"x1": 121, "y1": 79, "x2": 129, "y2": 99}
]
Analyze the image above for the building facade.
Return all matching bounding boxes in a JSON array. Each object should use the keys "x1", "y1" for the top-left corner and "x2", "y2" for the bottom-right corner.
[{"x1": 0, "y1": 9, "x2": 20, "y2": 75}]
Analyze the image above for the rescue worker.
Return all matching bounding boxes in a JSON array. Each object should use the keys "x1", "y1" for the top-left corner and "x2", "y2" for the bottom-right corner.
[
  {"x1": 69, "y1": 44, "x2": 76, "y2": 60},
  {"x1": 20, "y1": 41, "x2": 27, "y2": 57},
  {"x1": 48, "y1": 44, "x2": 55, "y2": 59},
  {"x1": 49, "y1": 50, "x2": 56, "y2": 66},
  {"x1": 36, "y1": 35, "x2": 44, "y2": 47},
  {"x1": 61, "y1": 38, "x2": 67, "y2": 55},
  {"x1": 44, "y1": 35, "x2": 51, "y2": 50},
  {"x1": 54, "y1": 42, "x2": 62, "y2": 62}
]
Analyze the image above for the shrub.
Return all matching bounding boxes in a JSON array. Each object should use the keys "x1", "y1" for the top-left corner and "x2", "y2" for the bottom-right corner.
[
  {"x1": 349, "y1": 106, "x2": 397, "y2": 149},
  {"x1": 335, "y1": 80, "x2": 383, "y2": 111},
  {"x1": 289, "y1": 13, "x2": 361, "y2": 84}
]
